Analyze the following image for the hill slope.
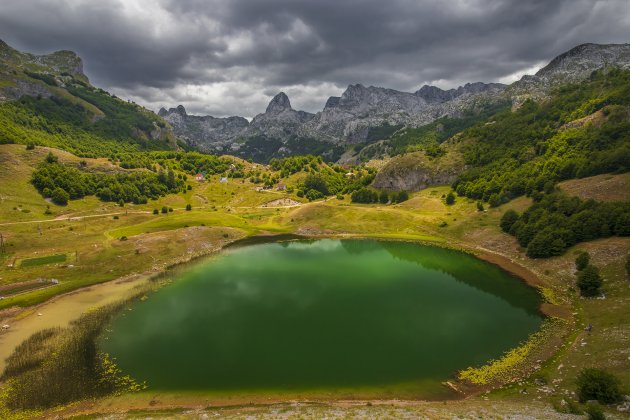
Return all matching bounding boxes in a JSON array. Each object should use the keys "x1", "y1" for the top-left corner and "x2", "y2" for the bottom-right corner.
[{"x1": 0, "y1": 40, "x2": 176, "y2": 157}]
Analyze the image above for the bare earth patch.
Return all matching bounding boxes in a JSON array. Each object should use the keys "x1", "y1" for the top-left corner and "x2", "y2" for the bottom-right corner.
[
  {"x1": 559, "y1": 173, "x2": 630, "y2": 202},
  {"x1": 260, "y1": 198, "x2": 302, "y2": 207}
]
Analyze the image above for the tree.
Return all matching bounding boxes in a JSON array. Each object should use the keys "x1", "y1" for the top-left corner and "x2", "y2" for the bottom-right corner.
[
  {"x1": 118, "y1": 199, "x2": 125, "y2": 207},
  {"x1": 351, "y1": 188, "x2": 378, "y2": 204},
  {"x1": 186, "y1": 204, "x2": 192, "y2": 211},
  {"x1": 305, "y1": 189, "x2": 324, "y2": 201},
  {"x1": 500, "y1": 209, "x2": 519, "y2": 233},
  {"x1": 45, "y1": 152, "x2": 58, "y2": 163},
  {"x1": 577, "y1": 265, "x2": 603, "y2": 297},
  {"x1": 445, "y1": 191, "x2": 455, "y2": 205},
  {"x1": 303, "y1": 173, "x2": 329, "y2": 195},
  {"x1": 379, "y1": 191, "x2": 389, "y2": 204},
  {"x1": 527, "y1": 230, "x2": 563, "y2": 258},
  {"x1": 575, "y1": 252, "x2": 590, "y2": 271},
  {"x1": 396, "y1": 190, "x2": 409, "y2": 203},
  {"x1": 51, "y1": 187, "x2": 69, "y2": 205},
  {"x1": 576, "y1": 368, "x2": 623, "y2": 404}
]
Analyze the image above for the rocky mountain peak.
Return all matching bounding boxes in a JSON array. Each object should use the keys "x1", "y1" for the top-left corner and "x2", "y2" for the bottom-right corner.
[
  {"x1": 536, "y1": 43, "x2": 630, "y2": 81},
  {"x1": 175, "y1": 105, "x2": 187, "y2": 116},
  {"x1": 324, "y1": 96, "x2": 341, "y2": 109},
  {"x1": 265, "y1": 92, "x2": 292, "y2": 113}
]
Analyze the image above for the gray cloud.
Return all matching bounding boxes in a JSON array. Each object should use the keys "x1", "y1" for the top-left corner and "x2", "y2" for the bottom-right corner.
[{"x1": 1, "y1": 0, "x2": 629, "y2": 117}]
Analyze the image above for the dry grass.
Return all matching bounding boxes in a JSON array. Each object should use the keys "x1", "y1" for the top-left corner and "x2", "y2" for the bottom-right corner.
[{"x1": 558, "y1": 173, "x2": 630, "y2": 202}]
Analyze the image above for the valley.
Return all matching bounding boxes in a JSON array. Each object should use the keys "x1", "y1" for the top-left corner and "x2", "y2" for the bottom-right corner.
[{"x1": 0, "y1": 36, "x2": 628, "y2": 419}]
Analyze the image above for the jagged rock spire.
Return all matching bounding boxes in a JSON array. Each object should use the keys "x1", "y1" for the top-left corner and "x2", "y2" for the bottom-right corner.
[{"x1": 265, "y1": 92, "x2": 292, "y2": 113}]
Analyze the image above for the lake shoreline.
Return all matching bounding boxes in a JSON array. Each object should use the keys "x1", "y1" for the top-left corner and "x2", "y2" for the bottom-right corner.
[{"x1": 0, "y1": 232, "x2": 570, "y2": 415}]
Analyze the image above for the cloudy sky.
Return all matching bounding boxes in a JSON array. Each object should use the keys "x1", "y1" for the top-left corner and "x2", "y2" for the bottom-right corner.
[{"x1": 1, "y1": 0, "x2": 629, "y2": 118}]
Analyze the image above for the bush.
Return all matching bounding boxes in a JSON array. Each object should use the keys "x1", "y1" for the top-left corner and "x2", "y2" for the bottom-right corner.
[
  {"x1": 576, "y1": 252, "x2": 590, "y2": 271},
  {"x1": 379, "y1": 191, "x2": 389, "y2": 204},
  {"x1": 305, "y1": 189, "x2": 324, "y2": 201},
  {"x1": 153, "y1": 209, "x2": 159, "y2": 215},
  {"x1": 185, "y1": 204, "x2": 192, "y2": 211},
  {"x1": 500, "y1": 209, "x2": 519, "y2": 233},
  {"x1": 576, "y1": 368, "x2": 623, "y2": 404},
  {"x1": 161, "y1": 206, "x2": 168, "y2": 214},
  {"x1": 303, "y1": 173, "x2": 329, "y2": 196},
  {"x1": 51, "y1": 187, "x2": 69, "y2": 205},
  {"x1": 26, "y1": 143, "x2": 35, "y2": 150},
  {"x1": 351, "y1": 188, "x2": 378, "y2": 204},
  {"x1": 577, "y1": 265, "x2": 603, "y2": 297},
  {"x1": 476, "y1": 201, "x2": 484, "y2": 211},
  {"x1": 626, "y1": 254, "x2": 630, "y2": 279},
  {"x1": 445, "y1": 191, "x2": 455, "y2": 205},
  {"x1": 168, "y1": 207, "x2": 173, "y2": 212},
  {"x1": 394, "y1": 190, "x2": 409, "y2": 203},
  {"x1": 585, "y1": 405, "x2": 606, "y2": 420},
  {"x1": 527, "y1": 229, "x2": 565, "y2": 258}
]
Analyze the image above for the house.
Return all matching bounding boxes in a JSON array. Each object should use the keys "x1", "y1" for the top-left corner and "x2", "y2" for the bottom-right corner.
[
  {"x1": 195, "y1": 173, "x2": 205, "y2": 182},
  {"x1": 220, "y1": 177, "x2": 228, "y2": 183},
  {"x1": 277, "y1": 182, "x2": 287, "y2": 191}
]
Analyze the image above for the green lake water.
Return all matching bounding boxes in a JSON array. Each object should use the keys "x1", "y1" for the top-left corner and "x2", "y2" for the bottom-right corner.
[{"x1": 101, "y1": 239, "x2": 543, "y2": 398}]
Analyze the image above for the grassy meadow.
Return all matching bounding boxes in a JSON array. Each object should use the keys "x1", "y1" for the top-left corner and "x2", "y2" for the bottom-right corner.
[{"x1": 0, "y1": 143, "x2": 628, "y2": 418}]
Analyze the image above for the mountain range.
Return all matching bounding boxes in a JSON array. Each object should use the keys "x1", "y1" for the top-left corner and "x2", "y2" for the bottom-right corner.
[
  {"x1": 159, "y1": 43, "x2": 630, "y2": 161},
  {"x1": 1, "y1": 40, "x2": 629, "y2": 163}
]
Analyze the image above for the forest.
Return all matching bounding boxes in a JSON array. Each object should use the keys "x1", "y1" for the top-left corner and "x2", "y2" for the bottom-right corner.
[{"x1": 453, "y1": 70, "x2": 630, "y2": 207}]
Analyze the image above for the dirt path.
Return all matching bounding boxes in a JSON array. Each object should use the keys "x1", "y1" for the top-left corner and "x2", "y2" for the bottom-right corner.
[{"x1": 0, "y1": 274, "x2": 149, "y2": 373}]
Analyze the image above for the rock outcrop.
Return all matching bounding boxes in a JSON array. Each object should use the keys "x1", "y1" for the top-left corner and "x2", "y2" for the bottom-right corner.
[{"x1": 159, "y1": 105, "x2": 249, "y2": 152}]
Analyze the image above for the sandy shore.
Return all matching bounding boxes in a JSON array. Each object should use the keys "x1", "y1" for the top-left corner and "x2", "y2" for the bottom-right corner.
[{"x1": 0, "y1": 274, "x2": 149, "y2": 373}]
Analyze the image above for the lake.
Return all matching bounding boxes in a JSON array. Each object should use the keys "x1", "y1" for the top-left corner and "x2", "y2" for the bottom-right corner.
[{"x1": 101, "y1": 239, "x2": 543, "y2": 399}]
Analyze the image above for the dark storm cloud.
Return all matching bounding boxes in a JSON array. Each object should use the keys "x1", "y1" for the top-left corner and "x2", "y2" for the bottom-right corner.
[{"x1": 0, "y1": 0, "x2": 629, "y2": 117}]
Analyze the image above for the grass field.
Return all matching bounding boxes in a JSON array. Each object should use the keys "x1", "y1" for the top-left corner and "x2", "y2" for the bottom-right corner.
[{"x1": 0, "y1": 144, "x2": 628, "y2": 418}]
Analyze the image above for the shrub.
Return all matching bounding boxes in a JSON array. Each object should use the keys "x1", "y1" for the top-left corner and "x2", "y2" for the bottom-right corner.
[
  {"x1": 476, "y1": 201, "x2": 484, "y2": 211},
  {"x1": 576, "y1": 368, "x2": 623, "y2": 404},
  {"x1": 394, "y1": 190, "x2": 409, "y2": 203},
  {"x1": 500, "y1": 209, "x2": 519, "y2": 232},
  {"x1": 51, "y1": 187, "x2": 69, "y2": 205},
  {"x1": 185, "y1": 204, "x2": 192, "y2": 211},
  {"x1": 351, "y1": 188, "x2": 378, "y2": 204},
  {"x1": 626, "y1": 254, "x2": 630, "y2": 279},
  {"x1": 112, "y1": 215, "x2": 119, "y2": 220},
  {"x1": 445, "y1": 191, "x2": 455, "y2": 205},
  {"x1": 305, "y1": 189, "x2": 324, "y2": 201},
  {"x1": 168, "y1": 207, "x2": 173, "y2": 212},
  {"x1": 26, "y1": 143, "x2": 35, "y2": 150},
  {"x1": 187, "y1": 184, "x2": 192, "y2": 190},
  {"x1": 379, "y1": 191, "x2": 389, "y2": 204},
  {"x1": 153, "y1": 209, "x2": 159, "y2": 215},
  {"x1": 585, "y1": 405, "x2": 606, "y2": 420},
  {"x1": 577, "y1": 265, "x2": 603, "y2": 297},
  {"x1": 576, "y1": 252, "x2": 590, "y2": 271},
  {"x1": 161, "y1": 206, "x2": 168, "y2": 214}
]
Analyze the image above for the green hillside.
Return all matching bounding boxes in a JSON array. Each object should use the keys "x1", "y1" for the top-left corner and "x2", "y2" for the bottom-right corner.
[{"x1": 0, "y1": 40, "x2": 176, "y2": 157}]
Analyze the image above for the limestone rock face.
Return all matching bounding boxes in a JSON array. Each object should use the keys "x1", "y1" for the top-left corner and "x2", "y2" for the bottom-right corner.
[
  {"x1": 159, "y1": 105, "x2": 249, "y2": 152},
  {"x1": 508, "y1": 43, "x2": 630, "y2": 102},
  {"x1": 372, "y1": 150, "x2": 465, "y2": 192},
  {"x1": 0, "y1": 39, "x2": 89, "y2": 101},
  {"x1": 246, "y1": 92, "x2": 315, "y2": 141}
]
